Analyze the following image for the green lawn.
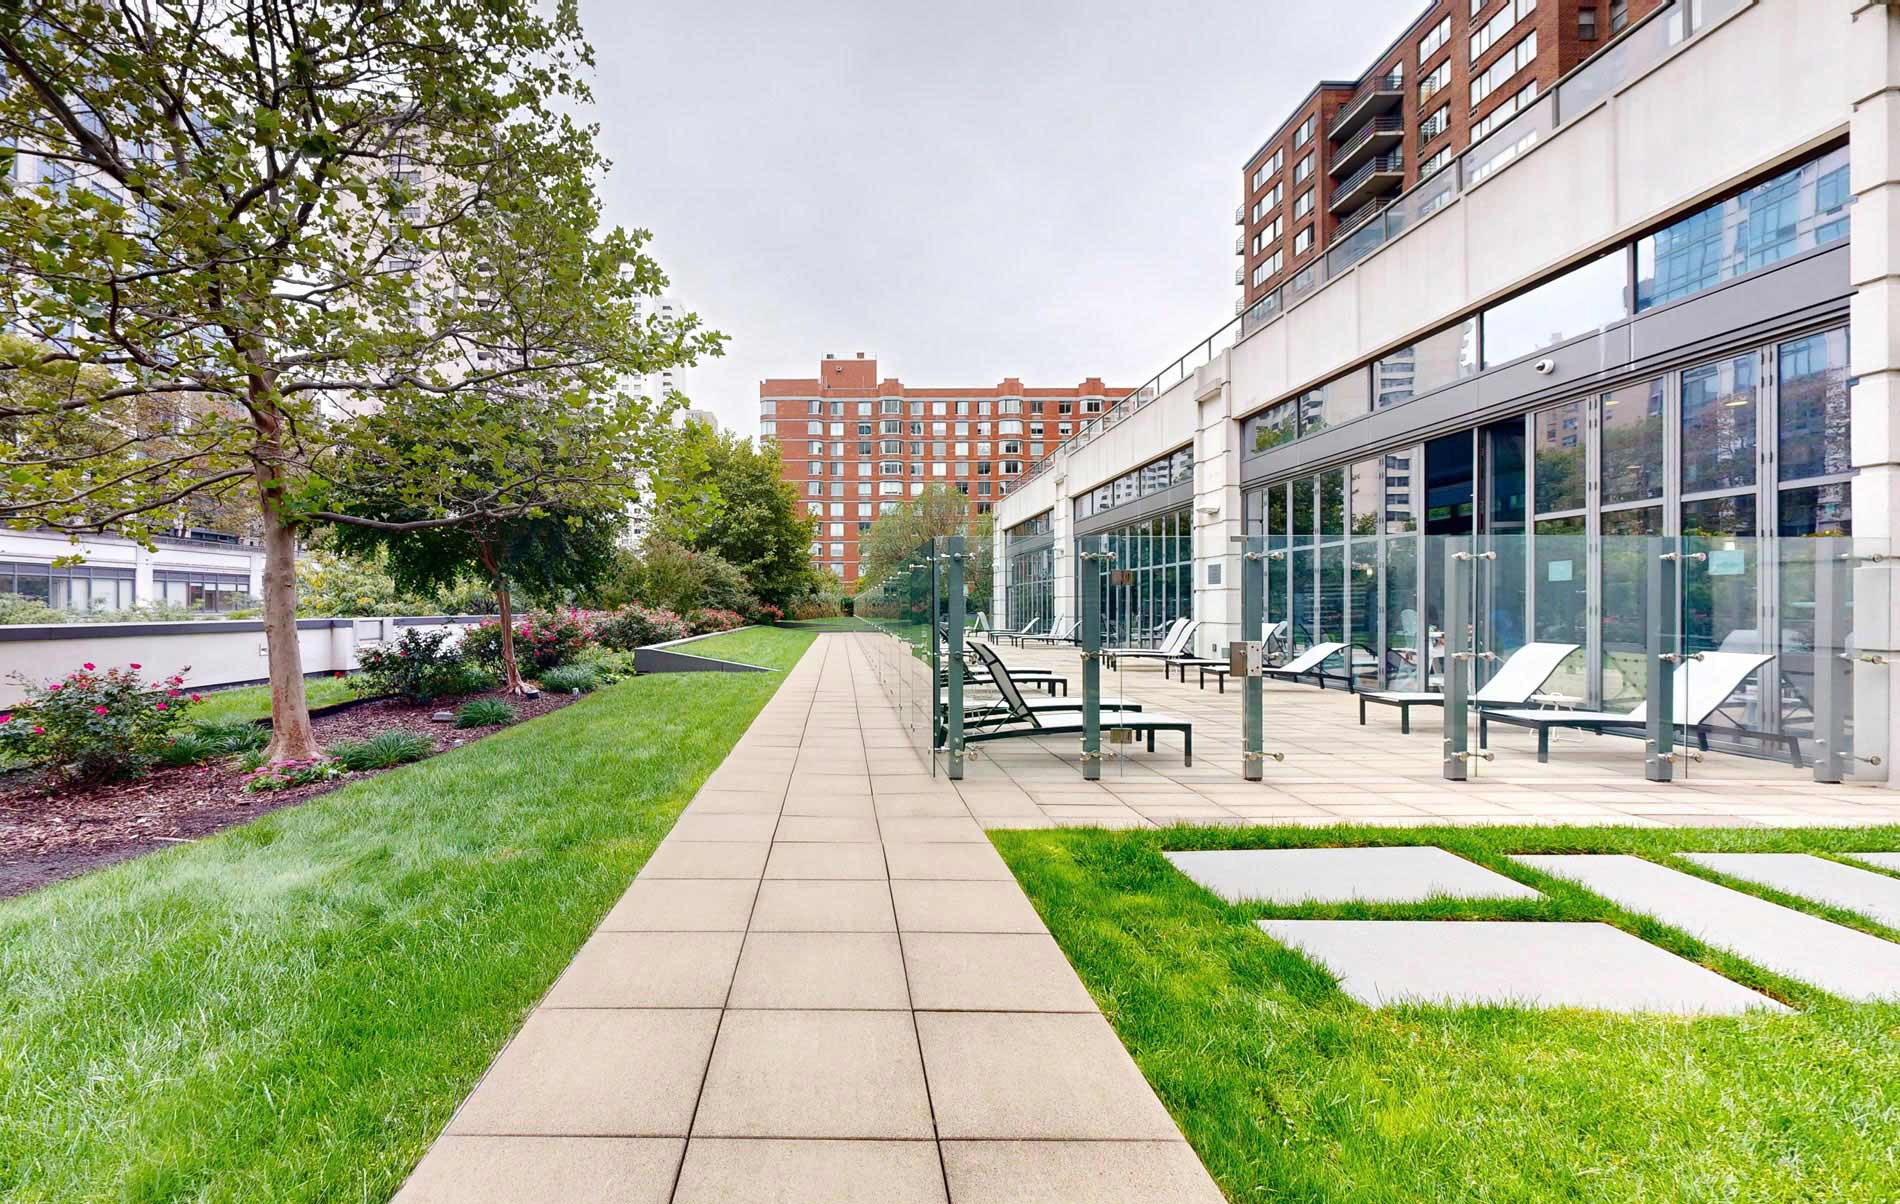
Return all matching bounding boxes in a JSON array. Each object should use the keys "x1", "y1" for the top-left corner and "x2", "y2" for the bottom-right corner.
[
  {"x1": 0, "y1": 626, "x2": 815, "y2": 1204},
  {"x1": 190, "y1": 674, "x2": 361, "y2": 724},
  {"x1": 993, "y1": 824, "x2": 1900, "y2": 1204}
]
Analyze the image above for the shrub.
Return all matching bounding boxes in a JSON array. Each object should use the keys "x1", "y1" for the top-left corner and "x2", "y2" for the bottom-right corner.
[
  {"x1": 460, "y1": 610, "x2": 596, "y2": 671},
  {"x1": 0, "y1": 593, "x2": 60, "y2": 625},
  {"x1": 747, "y1": 602, "x2": 784, "y2": 625},
  {"x1": 453, "y1": 699, "x2": 516, "y2": 728},
  {"x1": 326, "y1": 730, "x2": 435, "y2": 771},
  {"x1": 574, "y1": 646, "x2": 638, "y2": 684},
  {"x1": 790, "y1": 596, "x2": 845, "y2": 620},
  {"x1": 193, "y1": 719, "x2": 269, "y2": 755},
  {"x1": 155, "y1": 731, "x2": 221, "y2": 767},
  {"x1": 686, "y1": 607, "x2": 746, "y2": 635},
  {"x1": 0, "y1": 664, "x2": 198, "y2": 783},
  {"x1": 595, "y1": 604, "x2": 687, "y2": 650},
  {"x1": 242, "y1": 757, "x2": 343, "y2": 792},
  {"x1": 608, "y1": 538, "x2": 759, "y2": 616},
  {"x1": 537, "y1": 663, "x2": 598, "y2": 694},
  {"x1": 354, "y1": 628, "x2": 480, "y2": 704}
]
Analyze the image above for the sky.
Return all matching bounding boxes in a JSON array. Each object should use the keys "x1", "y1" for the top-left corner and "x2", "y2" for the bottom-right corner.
[{"x1": 579, "y1": 0, "x2": 1422, "y2": 437}]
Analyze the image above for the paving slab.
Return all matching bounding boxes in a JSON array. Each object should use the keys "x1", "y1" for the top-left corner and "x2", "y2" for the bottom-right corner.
[
  {"x1": 542, "y1": 932, "x2": 743, "y2": 1008},
  {"x1": 727, "y1": 932, "x2": 910, "y2": 1009},
  {"x1": 749, "y1": 879, "x2": 897, "y2": 932},
  {"x1": 902, "y1": 932, "x2": 1096, "y2": 1012},
  {"x1": 940, "y1": 1140, "x2": 1225, "y2": 1204},
  {"x1": 1259, "y1": 919, "x2": 1784, "y2": 1013},
  {"x1": 762, "y1": 841, "x2": 888, "y2": 880},
  {"x1": 673, "y1": 1139, "x2": 946, "y2": 1204},
  {"x1": 393, "y1": 1136, "x2": 682, "y2": 1204},
  {"x1": 447, "y1": 1009, "x2": 720, "y2": 1136},
  {"x1": 883, "y1": 842, "x2": 1015, "y2": 880},
  {"x1": 599, "y1": 879, "x2": 758, "y2": 931},
  {"x1": 1515, "y1": 854, "x2": 1900, "y2": 1001},
  {"x1": 1682, "y1": 853, "x2": 1900, "y2": 928},
  {"x1": 915, "y1": 1011, "x2": 1183, "y2": 1140},
  {"x1": 1166, "y1": 846, "x2": 1542, "y2": 904},
  {"x1": 692, "y1": 1009, "x2": 934, "y2": 1138},
  {"x1": 1847, "y1": 852, "x2": 1900, "y2": 873},
  {"x1": 638, "y1": 841, "x2": 771, "y2": 880},
  {"x1": 891, "y1": 880, "x2": 1047, "y2": 932}
]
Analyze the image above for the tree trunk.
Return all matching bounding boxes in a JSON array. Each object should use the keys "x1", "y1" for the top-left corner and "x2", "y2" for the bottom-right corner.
[
  {"x1": 255, "y1": 461, "x2": 320, "y2": 762},
  {"x1": 495, "y1": 579, "x2": 531, "y2": 695}
]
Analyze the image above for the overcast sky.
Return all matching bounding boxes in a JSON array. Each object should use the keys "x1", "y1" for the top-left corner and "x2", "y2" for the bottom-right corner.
[{"x1": 579, "y1": 0, "x2": 1420, "y2": 436}]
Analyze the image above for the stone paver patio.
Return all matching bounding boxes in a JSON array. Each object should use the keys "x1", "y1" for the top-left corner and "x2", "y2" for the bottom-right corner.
[{"x1": 398, "y1": 633, "x2": 1900, "y2": 1200}]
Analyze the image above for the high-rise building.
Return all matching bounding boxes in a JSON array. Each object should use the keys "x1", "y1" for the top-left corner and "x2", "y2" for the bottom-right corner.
[
  {"x1": 759, "y1": 354, "x2": 1128, "y2": 583},
  {"x1": 632, "y1": 295, "x2": 691, "y2": 403},
  {"x1": 1235, "y1": 0, "x2": 1669, "y2": 313}
]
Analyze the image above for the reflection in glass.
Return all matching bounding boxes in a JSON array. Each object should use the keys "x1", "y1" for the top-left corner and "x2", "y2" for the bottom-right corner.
[
  {"x1": 1681, "y1": 355, "x2": 1757, "y2": 495},
  {"x1": 1384, "y1": 537, "x2": 1422, "y2": 689},
  {"x1": 1532, "y1": 400, "x2": 1585, "y2": 513},
  {"x1": 1601, "y1": 509, "x2": 1661, "y2": 706},
  {"x1": 1292, "y1": 476, "x2": 1315, "y2": 544},
  {"x1": 1373, "y1": 319, "x2": 1479, "y2": 409},
  {"x1": 1481, "y1": 250, "x2": 1629, "y2": 369},
  {"x1": 1600, "y1": 378, "x2": 1664, "y2": 504},
  {"x1": 1534, "y1": 519, "x2": 1591, "y2": 701},
  {"x1": 1777, "y1": 329, "x2": 1851, "y2": 482},
  {"x1": 1681, "y1": 494, "x2": 1758, "y2": 657}
]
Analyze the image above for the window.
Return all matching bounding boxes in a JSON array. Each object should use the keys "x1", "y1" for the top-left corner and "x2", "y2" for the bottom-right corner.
[
  {"x1": 1420, "y1": 60, "x2": 1451, "y2": 105},
  {"x1": 1600, "y1": 378, "x2": 1665, "y2": 505},
  {"x1": 1470, "y1": 0, "x2": 1535, "y2": 60},
  {"x1": 1293, "y1": 189, "x2": 1314, "y2": 219},
  {"x1": 1419, "y1": 104, "x2": 1451, "y2": 144},
  {"x1": 1635, "y1": 146, "x2": 1849, "y2": 311},
  {"x1": 1293, "y1": 154, "x2": 1313, "y2": 184},
  {"x1": 1471, "y1": 32, "x2": 1536, "y2": 109},
  {"x1": 1373, "y1": 318, "x2": 1478, "y2": 408},
  {"x1": 1293, "y1": 226, "x2": 1313, "y2": 255},
  {"x1": 1681, "y1": 354, "x2": 1758, "y2": 495},
  {"x1": 1419, "y1": 14, "x2": 1452, "y2": 60},
  {"x1": 1470, "y1": 82, "x2": 1537, "y2": 143},
  {"x1": 1251, "y1": 148, "x2": 1283, "y2": 190},
  {"x1": 1579, "y1": 7, "x2": 1598, "y2": 39},
  {"x1": 1250, "y1": 250, "x2": 1283, "y2": 287},
  {"x1": 1610, "y1": 0, "x2": 1628, "y2": 32},
  {"x1": 1294, "y1": 115, "x2": 1315, "y2": 149},
  {"x1": 0, "y1": 560, "x2": 140, "y2": 612},
  {"x1": 1251, "y1": 217, "x2": 1281, "y2": 252},
  {"x1": 1481, "y1": 249, "x2": 1628, "y2": 368},
  {"x1": 1778, "y1": 329, "x2": 1851, "y2": 483},
  {"x1": 1419, "y1": 144, "x2": 1455, "y2": 180},
  {"x1": 154, "y1": 569, "x2": 251, "y2": 612}
]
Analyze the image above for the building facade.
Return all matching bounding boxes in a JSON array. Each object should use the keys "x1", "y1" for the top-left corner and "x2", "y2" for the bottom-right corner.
[
  {"x1": 760, "y1": 354, "x2": 1128, "y2": 583},
  {"x1": 1237, "y1": 0, "x2": 1670, "y2": 314},
  {"x1": 999, "y1": 0, "x2": 1899, "y2": 777}
]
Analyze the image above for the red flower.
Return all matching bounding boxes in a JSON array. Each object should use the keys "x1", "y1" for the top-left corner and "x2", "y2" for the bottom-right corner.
[
  {"x1": 130, "y1": 663, "x2": 141, "y2": 670},
  {"x1": 155, "y1": 701, "x2": 168, "y2": 711},
  {"x1": 190, "y1": 693, "x2": 203, "y2": 702},
  {"x1": 168, "y1": 689, "x2": 180, "y2": 697},
  {"x1": 31, "y1": 726, "x2": 43, "y2": 735},
  {"x1": 93, "y1": 705, "x2": 108, "y2": 715},
  {"x1": 0, "y1": 715, "x2": 9, "y2": 725},
  {"x1": 83, "y1": 662, "x2": 95, "y2": 671},
  {"x1": 48, "y1": 684, "x2": 61, "y2": 692}
]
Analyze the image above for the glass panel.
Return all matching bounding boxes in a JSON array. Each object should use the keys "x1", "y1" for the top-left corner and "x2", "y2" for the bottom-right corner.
[
  {"x1": 1636, "y1": 147, "x2": 1851, "y2": 311},
  {"x1": 1482, "y1": 250, "x2": 1630, "y2": 369},
  {"x1": 1534, "y1": 518, "x2": 1590, "y2": 701},
  {"x1": 1319, "y1": 544, "x2": 1346, "y2": 646},
  {"x1": 1299, "y1": 370, "x2": 1370, "y2": 437},
  {"x1": 1291, "y1": 547, "x2": 1317, "y2": 650},
  {"x1": 1681, "y1": 495, "x2": 1759, "y2": 657},
  {"x1": 1373, "y1": 318, "x2": 1479, "y2": 409},
  {"x1": 1247, "y1": 401, "x2": 1298, "y2": 453},
  {"x1": 1384, "y1": 535, "x2": 1423, "y2": 689},
  {"x1": 1600, "y1": 378, "x2": 1665, "y2": 504},
  {"x1": 1383, "y1": 449, "x2": 1417, "y2": 533},
  {"x1": 1292, "y1": 477, "x2": 1315, "y2": 545},
  {"x1": 1348, "y1": 458, "x2": 1381, "y2": 536},
  {"x1": 1532, "y1": 400, "x2": 1586, "y2": 513},
  {"x1": 1267, "y1": 481, "x2": 1288, "y2": 539},
  {"x1": 1681, "y1": 354, "x2": 1758, "y2": 495},
  {"x1": 1350, "y1": 535, "x2": 1379, "y2": 686},
  {"x1": 1318, "y1": 469, "x2": 1346, "y2": 535},
  {"x1": 1777, "y1": 328, "x2": 1850, "y2": 482},
  {"x1": 1602, "y1": 508, "x2": 1662, "y2": 706}
]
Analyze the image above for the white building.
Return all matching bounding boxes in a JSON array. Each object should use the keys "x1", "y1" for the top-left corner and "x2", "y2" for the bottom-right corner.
[{"x1": 993, "y1": 0, "x2": 1900, "y2": 782}]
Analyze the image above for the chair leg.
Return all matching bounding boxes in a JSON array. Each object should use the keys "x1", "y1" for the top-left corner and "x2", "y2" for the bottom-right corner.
[
  {"x1": 1147, "y1": 730, "x2": 1155, "y2": 752},
  {"x1": 1537, "y1": 727, "x2": 1549, "y2": 764},
  {"x1": 1479, "y1": 714, "x2": 1488, "y2": 750},
  {"x1": 1183, "y1": 728, "x2": 1193, "y2": 766},
  {"x1": 1401, "y1": 706, "x2": 1410, "y2": 736},
  {"x1": 1358, "y1": 697, "x2": 1366, "y2": 726}
]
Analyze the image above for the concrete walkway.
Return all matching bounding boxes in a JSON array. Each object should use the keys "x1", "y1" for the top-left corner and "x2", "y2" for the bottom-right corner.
[{"x1": 396, "y1": 634, "x2": 1224, "y2": 1203}]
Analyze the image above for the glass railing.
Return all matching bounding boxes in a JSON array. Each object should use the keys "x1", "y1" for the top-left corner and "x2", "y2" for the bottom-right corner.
[
  {"x1": 1238, "y1": 531, "x2": 1894, "y2": 786},
  {"x1": 1021, "y1": 0, "x2": 1736, "y2": 503}
]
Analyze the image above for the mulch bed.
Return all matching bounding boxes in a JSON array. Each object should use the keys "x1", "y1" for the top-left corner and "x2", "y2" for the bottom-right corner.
[{"x1": 0, "y1": 687, "x2": 581, "y2": 900}]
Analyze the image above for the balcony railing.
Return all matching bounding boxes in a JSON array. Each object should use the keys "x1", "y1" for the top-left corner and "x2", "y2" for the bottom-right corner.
[
  {"x1": 1234, "y1": 204, "x2": 1245, "y2": 226},
  {"x1": 1010, "y1": 0, "x2": 1738, "y2": 502},
  {"x1": 1328, "y1": 72, "x2": 1405, "y2": 141},
  {"x1": 1328, "y1": 152, "x2": 1404, "y2": 213},
  {"x1": 1330, "y1": 115, "x2": 1405, "y2": 177},
  {"x1": 1333, "y1": 197, "x2": 1389, "y2": 240},
  {"x1": 1235, "y1": 233, "x2": 1245, "y2": 255}
]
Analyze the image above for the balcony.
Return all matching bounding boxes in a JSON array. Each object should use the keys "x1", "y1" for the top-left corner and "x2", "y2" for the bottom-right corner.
[
  {"x1": 1328, "y1": 152, "x2": 1405, "y2": 214},
  {"x1": 1328, "y1": 71, "x2": 1405, "y2": 141},
  {"x1": 1235, "y1": 234, "x2": 1246, "y2": 255},
  {"x1": 1234, "y1": 204, "x2": 1245, "y2": 226},
  {"x1": 1332, "y1": 197, "x2": 1389, "y2": 240},
  {"x1": 1234, "y1": 265, "x2": 1245, "y2": 286},
  {"x1": 1330, "y1": 115, "x2": 1404, "y2": 178}
]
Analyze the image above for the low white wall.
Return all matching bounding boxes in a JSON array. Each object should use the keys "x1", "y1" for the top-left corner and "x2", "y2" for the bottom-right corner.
[{"x1": 0, "y1": 616, "x2": 486, "y2": 707}]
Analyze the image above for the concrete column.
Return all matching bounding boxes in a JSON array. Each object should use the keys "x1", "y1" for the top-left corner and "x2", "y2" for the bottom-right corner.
[
  {"x1": 133, "y1": 543, "x2": 155, "y2": 608},
  {"x1": 1191, "y1": 356, "x2": 1244, "y2": 660},
  {"x1": 1050, "y1": 464, "x2": 1076, "y2": 628},
  {"x1": 1848, "y1": 0, "x2": 1900, "y2": 781}
]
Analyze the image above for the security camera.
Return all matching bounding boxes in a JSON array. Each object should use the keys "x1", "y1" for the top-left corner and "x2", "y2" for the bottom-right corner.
[{"x1": 1533, "y1": 358, "x2": 1556, "y2": 375}]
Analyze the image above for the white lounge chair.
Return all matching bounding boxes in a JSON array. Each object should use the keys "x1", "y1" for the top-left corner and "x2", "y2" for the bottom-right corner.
[
  {"x1": 1102, "y1": 618, "x2": 1199, "y2": 670},
  {"x1": 1018, "y1": 618, "x2": 1081, "y2": 647},
  {"x1": 1358, "y1": 641, "x2": 1581, "y2": 733},
  {"x1": 1478, "y1": 651, "x2": 1799, "y2": 765},
  {"x1": 1260, "y1": 641, "x2": 1350, "y2": 689}
]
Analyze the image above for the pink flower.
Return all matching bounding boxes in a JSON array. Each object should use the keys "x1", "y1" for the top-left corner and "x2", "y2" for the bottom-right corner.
[
  {"x1": 94, "y1": 705, "x2": 108, "y2": 715},
  {"x1": 48, "y1": 684, "x2": 61, "y2": 692},
  {"x1": 0, "y1": 715, "x2": 7, "y2": 725},
  {"x1": 168, "y1": 689, "x2": 180, "y2": 697},
  {"x1": 31, "y1": 726, "x2": 43, "y2": 735},
  {"x1": 83, "y1": 663, "x2": 95, "y2": 671},
  {"x1": 155, "y1": 701, "x2": 168, "y2": 710},
  {"x1": 130, "y1": 663, "x2": 141, "y2": 670},
  {"x1": 190, "y1": 693, "x2": 202, "y2": 702}
]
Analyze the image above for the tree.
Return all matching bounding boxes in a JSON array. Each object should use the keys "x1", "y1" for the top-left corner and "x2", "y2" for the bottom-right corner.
[
  {"x1": 650, "y1": 425, "x2": 820, "y2": 608},
  {"x1": 856, "y1": 486, "x2": 987, "y2": 590},
  {"x1": 0, "y1": 4, "x2": 720, "y2": 759},
  {"x1": 332, "y1": 504, "x2": 625, "y2": 693}
]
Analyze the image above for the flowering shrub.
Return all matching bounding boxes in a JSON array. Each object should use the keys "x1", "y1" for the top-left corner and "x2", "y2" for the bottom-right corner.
[
  {"x1": 0, "y1": 663, "x2": 196, "y2": 783},
  {"x1": 594, "y1": 605, "x2": 688, "y2": 651},
  {"x1": 355, "y1": 628, "x2": 480, "y2": 704},
  {"x1": 747, "y1": 603, "x2": 784, "y2": 626},
  {"x1": 686, "y1": 608, "x2": 746, "y2": 636},
  {"x1": 460, "y1": 609, "x2": 596, "y2": 671},
  {"x1": 242, "y1": 757, "x2": 344, "y2": 792}
]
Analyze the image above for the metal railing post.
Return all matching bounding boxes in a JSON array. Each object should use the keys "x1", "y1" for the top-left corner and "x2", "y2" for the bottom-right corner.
[
  {"x1": 1441, "y1": 539, "x2": 1479, "y2": 781},
  {"x1": 1078, "y1": 543, "x2": 1109, "y2": 782},
  {"x1": 945, "y1": 536, "x2": 965, "y2": 782},
  {"x1": 1242, "y1": 543, "x2": 1267, "y2": 781},
  {"x1": 1645, "y1": 538, "x2": 1687, "y2": 783}
]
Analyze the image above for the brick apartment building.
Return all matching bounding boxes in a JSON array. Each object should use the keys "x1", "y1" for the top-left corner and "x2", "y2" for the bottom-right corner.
[
  {"x1": 1237, "y1": 0, "x2": 1667, "y2": 310},
  {"x1": 759, "y1": 354, "x2": 1129, "y2": 583}
]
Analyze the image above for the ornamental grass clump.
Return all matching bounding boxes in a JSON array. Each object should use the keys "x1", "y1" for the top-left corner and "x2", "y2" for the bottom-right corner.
[
  {"x1": 241, "y1": 758, "x2": 344, "y2": 793},
  {"x1": 0, "y1": 663, "x2": 200, "y2": 783},
  {"x1": 452, "y1": 699, "x2": 517, "y2": 728},
  {"x1": 326, "y1": 731, "x2": 435, "y2": 771}
]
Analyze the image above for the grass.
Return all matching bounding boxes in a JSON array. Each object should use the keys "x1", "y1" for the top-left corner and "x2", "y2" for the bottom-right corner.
[
  {"x1": 190, "y1": 675, "x2": 360, "y2": 725},
  {"x1": 0, "y1": 626, "x2": 815, "y2": 1203},
  {"x1": 992, "y1": 823, "x2": 1900, "y2": 1204}
]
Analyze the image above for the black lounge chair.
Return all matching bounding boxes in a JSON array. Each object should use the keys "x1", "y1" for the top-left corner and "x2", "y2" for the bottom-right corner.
[{"x1": 961, "y1": 643, "x2": 1193, "y2": 765}]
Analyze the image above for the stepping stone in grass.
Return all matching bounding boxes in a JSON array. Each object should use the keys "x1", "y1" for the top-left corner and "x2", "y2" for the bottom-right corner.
[
  {"x1": 1847, "y1": 852, "x2": 1900, "y2": 874},
  {"x1": 1682, "y1": 853, "x2": 1900, "y2": 930},
  {"x1": 1166, "y1": 846, "x2": 1541, "y2": 905},
  {"x1": 1515, "y1": 855, "x2": 1900, "y2": 1002},
  {"x1": 1259, "y1": 919, "x2": 1784, "y2": 1013}
]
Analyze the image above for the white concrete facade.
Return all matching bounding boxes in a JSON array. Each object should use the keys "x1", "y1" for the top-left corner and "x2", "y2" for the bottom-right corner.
[
  {"x1": 0, "y1": 528, "x2": 266, "y2": 613},
  {"x1": 996, "y1": 0, "x2": 1900, "y2": 777}
]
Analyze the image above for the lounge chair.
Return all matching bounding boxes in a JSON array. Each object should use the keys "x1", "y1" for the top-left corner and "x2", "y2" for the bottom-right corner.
[
  {"x1": 986, "y1": 616, "x2": 1041, "y2": 645},
  {"x1": 1478, "y1": 651, "x2": 1800, "y2": 765},
  {"x1": 1167, "y1": 622, "x2": 1290, "y2": 686},
  {"x1": 1018, "y1": 618, "x2": 1081, "y2": 647},
  {"x1": 961, "y1": 644, "x2": 1194, "y2": 765},
  {"x1": 1260, "y1": 641, "x2": 1351, "y2": 689},
  {"x1": 1357, "y1": 641, "x2": 1581, "y2": 733},
  {"x1": 1103, "y1": 618, "x2": 1200, "y2": 671}
]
